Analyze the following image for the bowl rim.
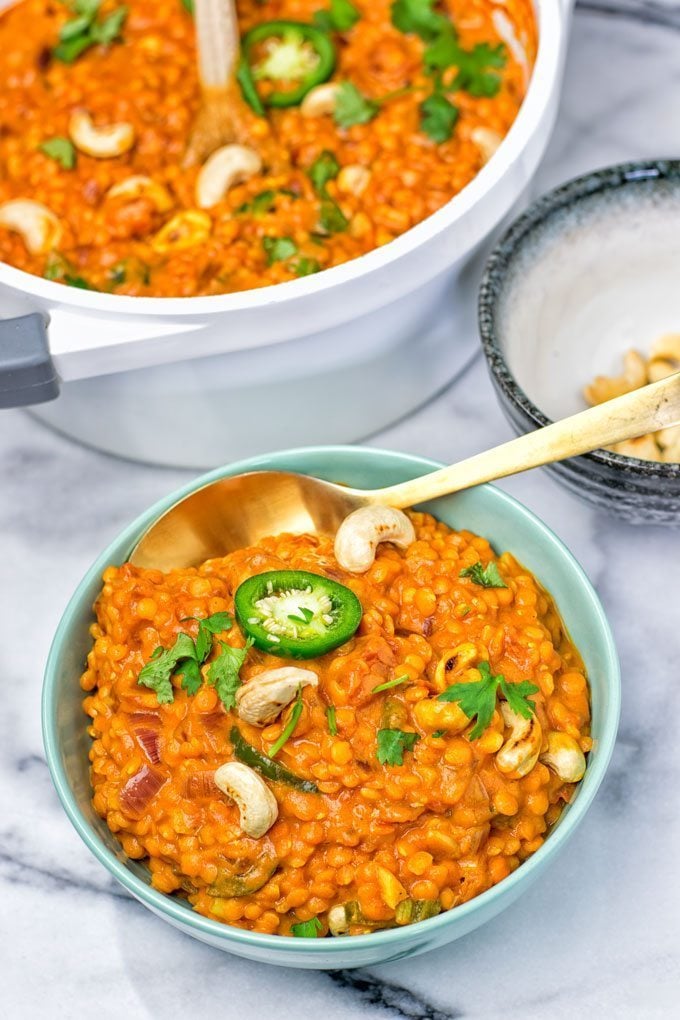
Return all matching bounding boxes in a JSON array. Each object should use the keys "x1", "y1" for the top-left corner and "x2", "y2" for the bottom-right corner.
[
  {"x1": 42, "y1": 444, "x2": 621, "y2": 955},
  {"x1": 478, "y1": 157, "x2": 680, "y2": 480},
  {"x1": 2, "y1": 0, "x2": 562, "y2": 316}
]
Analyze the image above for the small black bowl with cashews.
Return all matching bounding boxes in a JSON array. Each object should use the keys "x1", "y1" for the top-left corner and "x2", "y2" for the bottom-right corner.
[{"x1": 479, "y1": 159, "x2": 680, "y2": 525}]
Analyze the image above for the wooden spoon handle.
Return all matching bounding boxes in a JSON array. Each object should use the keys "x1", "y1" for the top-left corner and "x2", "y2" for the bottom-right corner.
[
  {"x1": 194, "y1": 0, "x2": 240, "y2": 90},
  {"x1": 371, "y1": 372, "x2": 680, "y2": 507}
]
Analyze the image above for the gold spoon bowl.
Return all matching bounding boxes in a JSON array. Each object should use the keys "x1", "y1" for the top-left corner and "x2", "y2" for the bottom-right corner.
[{"x1": 130, "y1": 372, "x2": 680, "y2": 571}]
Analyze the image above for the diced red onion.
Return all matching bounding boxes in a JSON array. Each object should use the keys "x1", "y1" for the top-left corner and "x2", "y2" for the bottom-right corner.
[
  {"x1": 183, "y1": 770, "x2": 218, "y2": 799},
  {"x1": 129, "y1": 712, "x2": 162, "y2": 765},
  {"x1": 120, "y1": 765, "x2": 166, "y2": 816}
]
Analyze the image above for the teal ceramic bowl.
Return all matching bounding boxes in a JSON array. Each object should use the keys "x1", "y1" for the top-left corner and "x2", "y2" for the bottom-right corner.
[{"x1": 43, "y1": 446, "x2": 620, "y2": 969}]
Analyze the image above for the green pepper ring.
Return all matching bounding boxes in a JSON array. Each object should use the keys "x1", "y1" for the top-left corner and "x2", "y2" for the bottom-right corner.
[
  {"x1": 234, "y1": 569, "x2": 362, "y2": 659},
  {"x1": 238, "y1": 20, "x2": 337, "y2": 111}
]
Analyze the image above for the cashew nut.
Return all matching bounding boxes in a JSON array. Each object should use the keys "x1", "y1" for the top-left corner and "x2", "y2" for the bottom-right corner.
[
  {"x1": 195, "y1": 144, "x2": 262, "y2": 209},
  {"x1": 650, "y1": 333, "x2": 680, "y2": 363},
  {"x1": 236, "y1": 667, "x2": 318, "y2": 727},
  {"x1": 300, "y1": 82, "x2": 340, "y2": 118},
  {"x1": 107, "y1": 175, "x2": 173, "y2": 212},
  {"x1": 69, "y1": 110, "x2": 135, "y2": 159},
  {"x1": 539, "y1": 731, "x2": 586, "y2": 783},
  {"x1": 583, "y1": 349, "x2": 647, "y2": 405},
  {"x1": 495, "y1": 702, "x2": 543, "y2": 778},
  {"x1": 471, "y1": 127, "x2": 502, "y2": 165},
  {"x1": 213, "y1": 762, "x2": 278, "y2": 838},
  {"x1": 337, "y1": 164, "x2": 371, "y2": 196},
  {"x1": 610, "y1": 434, "x2": 663, "y2": 462},
  {"x1": 151, "y1": 209, "x2": 212, "y2": 253},
  {"x1": 334, "y1": 506, "x2": 415, "y2": 573},
  {"x1": 0, "y1": 199, "x2": 61, "y2": 254},
  {"x1": 647, "y1": 358, "x2": 678, "y2": 383}
]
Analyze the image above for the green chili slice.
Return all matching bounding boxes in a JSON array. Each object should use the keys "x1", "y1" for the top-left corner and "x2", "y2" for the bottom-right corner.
[
  {"x1": 230, "y1": 726, "x2": 319, "y2": 793},
  {"x1": 234, "y1": 569, "x2": 362, "y2": 659},
  {"x1": 238, "y1": 20, "x2": 336, "y2": 110}
]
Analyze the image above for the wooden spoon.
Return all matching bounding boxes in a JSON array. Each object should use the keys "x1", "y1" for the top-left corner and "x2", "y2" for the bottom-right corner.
[
  {"x1": 184, "y1": 0, "x2": 254, "y2": 168},
  {"x1": 129, "y1": 373, "x2": 680, "y2": 571}
]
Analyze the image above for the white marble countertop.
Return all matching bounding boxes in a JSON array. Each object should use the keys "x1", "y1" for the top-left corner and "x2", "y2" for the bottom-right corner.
[{"x1": 2, "y1": 2, "x2": 680, "y2": 1017}]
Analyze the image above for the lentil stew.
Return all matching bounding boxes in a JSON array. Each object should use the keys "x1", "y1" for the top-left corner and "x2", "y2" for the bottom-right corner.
[
  {"x1": 0, "y1": 0, "x2": 536, "y2": 296},
  {"x1": 81, "y1": 511, "x2": 591, "y2": 937}
]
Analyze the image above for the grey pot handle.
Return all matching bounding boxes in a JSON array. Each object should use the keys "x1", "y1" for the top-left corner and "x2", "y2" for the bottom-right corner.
[{"x1": 0, "y1": 313, "x2": 59, "y2": 408}]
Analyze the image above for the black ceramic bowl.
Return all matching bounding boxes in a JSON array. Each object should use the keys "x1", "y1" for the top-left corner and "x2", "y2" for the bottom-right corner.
[{"x1": 478, "y1": 159, "x2": 680, "y2": 525}]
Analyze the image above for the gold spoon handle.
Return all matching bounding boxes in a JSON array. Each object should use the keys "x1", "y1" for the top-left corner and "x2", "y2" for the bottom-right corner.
[
  {"x1": 369, "y1": 373, "x2": 680, "y2": 508},
  {"x1": 194, "y1": 0, "x2": 240, "y2": 89}
]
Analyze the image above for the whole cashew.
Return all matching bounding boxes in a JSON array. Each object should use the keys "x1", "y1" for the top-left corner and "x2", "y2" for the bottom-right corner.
[
  {"x1": 583, "y1": 349, "x2": 647, "y2": 405},
  {"x1": 195, "y1": 144, "x2": 262, "y2": 209},
  {"x1": 650, "y1": 333, "x2": 680, "y2": 363},
  {"x1": 648, "y1": 358, "x2": 679, "y2": 383},
  {"x1": 213, "y1": 761, "x2": 278, "y2": 838},
  {"x1": 107, "y1": 175, "x2": 173, "y2": 212},
  {"x1": 471, "y1": 127, "x2": 502, "y2": 165},
  {"x1": 236, "y1": 667, "x2": 318, "y2": 727},
  {"x1": 151, "y1": 210, "x2": 212, "y2": 253},
  {"x1": 69, "y1": 111, "x2": 135, "y2": 159},
  {"x1": 337, "y1": 165, "x2": 371, "y2": 196},
  {"x1": 334, "y1": 506, "x2": 415, "y2": 573},
  {"x1": 0, "y1": 199, "x2": 61, "y2": 254},
  {"x1": 540, "y1": 731, "x2": 586, "y2": 783},
  {"x1": 495, "y1": 702, "x2": 543, "y2": 778},
  {"x1": 300, "y1": 82, "x2": 340, "y2": 118}
]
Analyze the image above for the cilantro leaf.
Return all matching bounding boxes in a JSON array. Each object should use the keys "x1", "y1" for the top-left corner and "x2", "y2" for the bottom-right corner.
[
  {"x1": 438, "y1": 661, "x2": 538, "y2": 740},
  {"x1": 420, "y1": 92, "x2": 458, "y2": 143},
  {"x1": 64, "y1": 274, "x2": 93, "y2": 289},
  {"x1": 263, "y1": 236, "x2": 298, "y2": 265},
  {"x1": 38, "y1": 139, "x2": 76, "y2": 171},
  {"x1": 423, "y1": 25, "x2": 459, "y2": 71},
  {"x1": 326, "y1": 705, "x2": 338, "y2": 735},
  {"x1": 174, "y1": 657, "x2": 203, "y2": 696},
  {"x1": 137, "y1": 632, "x2": 197, "y2": 705},
  {"x1": 314, "y1": 0, "x2": 360, "y2": 32},
  {"x1": 376, "y1": 728, "x2": 420, "y2": 766},
  {"x1": 319, "y1": 199, "x2": 348, "y2": 234},
  {"x1": 500, "y1": 677, "x2": 539, "y2": 720},
  {"x1": 291, "y1": 917, "x2": 323, "y2": 937},
  {"x1": 334, "y1": 82, "x2": 379, "y2": 128},
  {"x1": 452, "y1": 42, "x2": 506, "y2": 97},
  {"x1": 438, "y1": 660, "x2": 498, "y2": 739},
  {"x1": 292, "y1": 257, "x2": 321, "y2": 277},
  {"x1": 53, "y1": 3, "x2": 127, "y2": 63},
  {"x1": 391, "y1": 0, "x2": 449, "y2": 41},
  {"x1": 90, "y1": 6, "x2": 128, "y2": 45},
  {"x1": 183, "y1": 611, "x2": 233, "y2": 663},
  {"x1": 206, "y1": 638, "x2": 253, "y2": 710},
  {"x1": 459, "y1": 560, "x2": 507, "y2": 588},
  {"x1": 308, "y1": 150, "x2": 341, "y2": 194}
]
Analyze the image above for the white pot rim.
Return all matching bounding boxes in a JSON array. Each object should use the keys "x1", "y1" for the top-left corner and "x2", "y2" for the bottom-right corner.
[{"x1": 0, "y1": 0, "x2": 563, "y2": 317}]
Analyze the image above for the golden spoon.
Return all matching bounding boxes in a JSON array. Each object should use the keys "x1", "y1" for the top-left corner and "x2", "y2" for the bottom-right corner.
[{"x1": 130, "y1": 373, "x2": 680, "y2": 571}]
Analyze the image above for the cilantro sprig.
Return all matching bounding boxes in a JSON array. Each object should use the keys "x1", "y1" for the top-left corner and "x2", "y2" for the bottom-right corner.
[
  {"x1": 307, "y1": 151, "x2": 349, "y2": 234},
  {"x1": 39, "y1": 137, "x2": 77, "y2": 170},
  {"x1": 390, "y1": 0, "x2": 507, "y2": 143},
  {"x1": 334, "y1": 82, "x2": 379, "y2": 128},
  {"x1": 459, "y1": 560, "x2": 507, "y2": 589},
  {"x1": 314, "y1": 0, "x2": 360, "y2": 33},
  {"x1": 377, "y1": 728, "x2": 420, "y2": 766},
  {"x1": 372, "y1": 674, "x2": 409, "y2": 695},
  {"x1": 53, "y1": 1, "x2": 128, "y2": 64},
  {"x1": 326, "y1": 704, "x2": 338, "y2": 735},
  {"x1": 137, "y1": 611, "x2": 248, "y2": 707},
  {"x1": 291, "y1": 916, "x2": 323, "y2": 937},
  {"x1": 207, "y1": 638, "x2": 254, "y2": 710},
  {"x1": 438, "y1": 661, "x2": 538, "y2": 740},
  {"x1": 262, "y1": 236, "x2": 298, "y2": 265}
]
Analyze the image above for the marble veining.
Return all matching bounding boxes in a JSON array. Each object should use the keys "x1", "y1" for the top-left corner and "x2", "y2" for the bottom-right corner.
[{"x1": 2, "y1": 1, "x2": 680, "y2": 1017}]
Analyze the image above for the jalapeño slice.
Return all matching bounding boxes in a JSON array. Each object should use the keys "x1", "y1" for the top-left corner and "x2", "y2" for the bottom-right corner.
[
  {"x1": 239, "y1": 21, "x2": 336, "y2": 110},
  {"x1": 234, "y1": 569, "x2": 361, "y2": 659}
]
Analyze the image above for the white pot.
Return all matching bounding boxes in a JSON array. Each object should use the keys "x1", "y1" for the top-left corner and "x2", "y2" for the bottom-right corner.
[{"x1": 0, "y1": 0, "x2": 573, "y2": 467}]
